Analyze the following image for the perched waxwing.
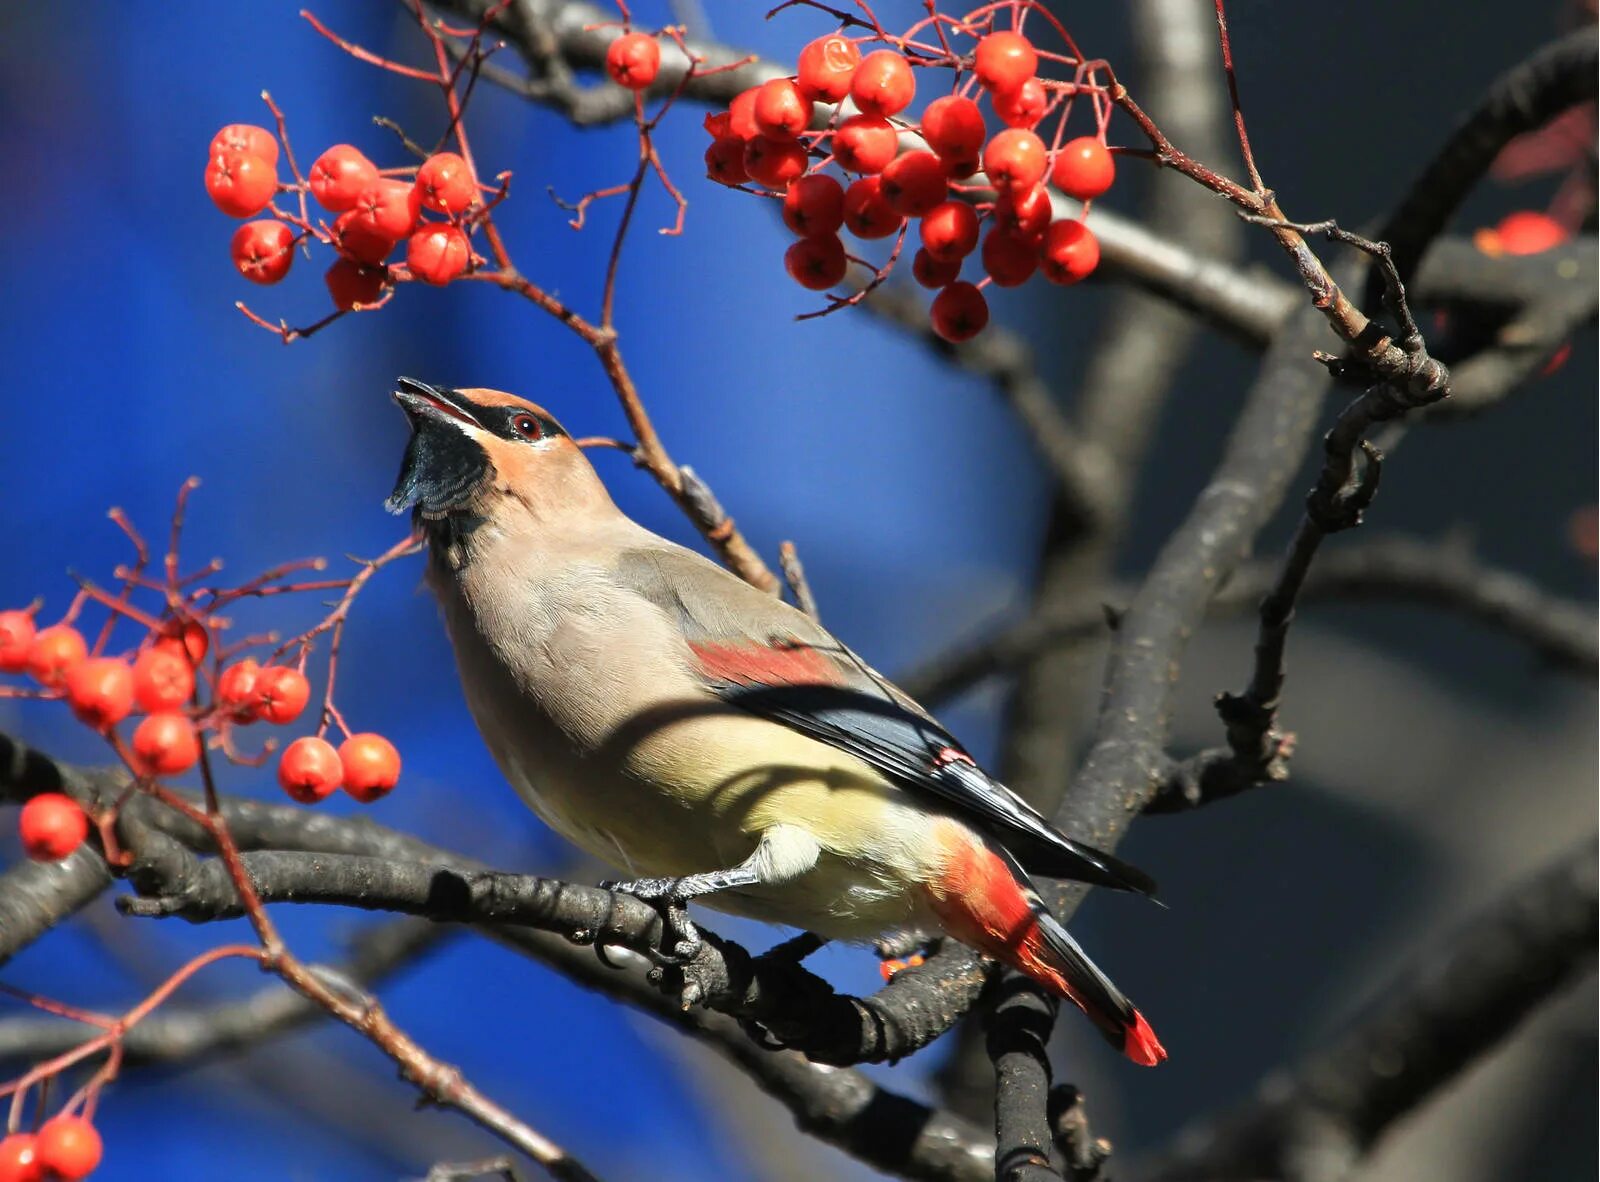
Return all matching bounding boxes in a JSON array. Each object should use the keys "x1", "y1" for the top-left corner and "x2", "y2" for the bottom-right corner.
[{"x1": 387, "y1": 377, "x2": 1166, "y2": 1065}]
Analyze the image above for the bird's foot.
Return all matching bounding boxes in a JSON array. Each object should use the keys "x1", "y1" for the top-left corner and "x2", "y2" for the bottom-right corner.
[{"x1": 601, "y1": 876, "x2": 703, "y2": 964}]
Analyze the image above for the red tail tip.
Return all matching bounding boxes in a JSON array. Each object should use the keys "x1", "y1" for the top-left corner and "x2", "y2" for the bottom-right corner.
[{"x1": 1123, "y1": 1010, "x2": 1167, "y2": 1067}]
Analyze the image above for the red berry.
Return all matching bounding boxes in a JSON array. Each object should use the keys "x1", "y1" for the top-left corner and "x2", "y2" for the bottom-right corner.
[
  {"x1": 205, "y1": 150, "x2": 278, "y2": 218},
  {"x1": 18, "y1": 793, "x2": 89, "y2": 862},
  {"x1": 784, "y1": 235, "x2": 849, "y2": 291},
  {"x1": 230, "y1": 220, "x2": 295, "y2": 285},
  {"x1": 1041, "y1": 218, "x2": 1100, "y2": 284},
  {"x1": 930, "y1": 282, "x2": 989, "y2": 342},
  {"x1": 415, "y1": 152, "x2": 476, "y2": 215},
  {"x1": 918, "y1": 200, "x2": 980, "y2": 261},
  {"x1": 309, "y1": 145, "x2": 379, "y2": 213},
  {"x1": 796, "y1": 34, "x2": 860, "y2": 103},
  {"x1": 154, "y1": 620, "x2": 209, "y2": 667},
  {"x1": 912, "y1": 247, "x2": 961, "y2": 289},
  {"x1": 753, "y1": 78, "x2": 810, "y2": 138},
  {"x1": 994, "y1": 184, "x2": 1052, "y2": 240},
  {"x1": 325, "y1": 259, "x2": 388, "y2": 310},
  {"x1": 132, "y1": 712, "x2": 200, "y2": 776},
  {"x1": 992, "y1": 77, "x2": 1047, "y2": 129},
  {"x1": 65, "y1": 658, "x2": 135, "y2": 730},
  {"x1": 974, "y1": 31, "x2": 1037, "y2": 96},
  {"x1": 33, "y1": 1115, "x2": 102, "y2": 1181},
  {"x1": 981, "y1": 227, "x2": 1038, "y2": 286},
  {"x1": 782, "y1": 174, "x2": 846, "y2": 238},
  {"x1": 255, "y1": 666, "x2": 311, "y2": 725},
  {"x1": 605, "y1": 32, "x2": 661, "y2": 90},
  {"x1": 331, "y1": 210, "x2": 396, "y2": 266},
  {"x1": 1051, "y1": 137, "x2": 1115, "y2": 201},
  {"x1": 832, "y1": 115, "x2": 899, "y2": 174},
  {"x1": 406, "y1": 224, "x2": 471, "y2": 285},
  {"x1": 0, "y1": 1132, "x2": 39, "y2": 1182},
  {"x1": 703, "y1": 111, "x2": 731, "y2": 139},
  {"x1": 743, "y1": 135, "x2": 809, "y2": 190},
  {"x1": 984, "y1": 129, "x2": 1047, "y2": 192},
  {"x1": 841, "y1": 176, "x2": 904, "y2": 240},
  {"x1": 27, "y1": 625, "x2": 87, "y2": 687},
  {"x1": 278, "y1": 736, "x2": 343, "y2": 803},
  {"x1": 1496, "y1": 210, "x2": 1568, "y2": 255},
  {"x1": 0, "y1": 610, "x2": 37, "y2": 673},
  {"x1": 880, "y1": 150, "x2": 948, "y2": 217},
  {"x1": 728, "y1": 87, "x2": 761, "y2": 141},
  {"x1": 132, "y1": 647, "x2": 195, "y2": 712},
  {"x1": 350, "y1": 179, "x2": 421, "y2": 242},
  {"x1": 850, "y1": 50, "x2": 915, "y2": 118},
  {"x1": 218, "y1": 660, "x2": 262, "y2": 720},
  {"x1": 920, "y1": 96, "x2": 986, "y2": 169},
  {"x1": 704, "y1": 137, "x2": 751, "y2": 186},
  {"x1": 210, "y1": 124, "x2": 279, "y2": 167},
  {"x1": 339, "y1": 733, "x2": 402, "y2": 803}
]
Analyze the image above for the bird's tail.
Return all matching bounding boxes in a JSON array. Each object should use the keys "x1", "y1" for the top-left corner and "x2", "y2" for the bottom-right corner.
[{"x1": 925, "y1": 834, "x2": 1167, "y2": 1067}]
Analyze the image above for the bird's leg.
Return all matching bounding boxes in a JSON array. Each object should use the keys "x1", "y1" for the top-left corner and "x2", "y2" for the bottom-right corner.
[
  {"x1": 603, "y1": 826, "x2": 820, "y2": 964},
  {"x1": 601, "y1": 864, "x2": 763, "y2": 962}
]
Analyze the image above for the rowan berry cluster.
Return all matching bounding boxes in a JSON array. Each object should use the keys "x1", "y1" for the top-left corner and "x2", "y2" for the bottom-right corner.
[
  {"x1": 205, "y1": 121, "x2": 485, "y2": 313},
  {"x1": 704, "y1": 5, "x2": 1118, "y2": 341},
  {"x1": 1, "y1": 491, "x2": 410, "y2": 872}
]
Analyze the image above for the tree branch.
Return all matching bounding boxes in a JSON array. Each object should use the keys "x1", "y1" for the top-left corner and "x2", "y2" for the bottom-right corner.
[{"x1": 1137, "y1": 841, "x2": 1597, "y2": 1182}]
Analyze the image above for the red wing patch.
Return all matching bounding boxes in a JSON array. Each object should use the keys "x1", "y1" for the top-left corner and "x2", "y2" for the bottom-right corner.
[{"x1": 690, "y1": 640, "x2": 841, "y2": 688}]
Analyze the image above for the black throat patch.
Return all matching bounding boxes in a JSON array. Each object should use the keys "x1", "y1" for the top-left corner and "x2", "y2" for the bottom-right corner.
[{"x1": 386, "y1": 416, "x2": 490, "y2": 517}]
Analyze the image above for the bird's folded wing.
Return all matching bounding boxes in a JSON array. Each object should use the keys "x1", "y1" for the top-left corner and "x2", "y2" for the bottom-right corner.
[{"x1": 610, "y1": 546, "x2": 1157, "y2": 898}]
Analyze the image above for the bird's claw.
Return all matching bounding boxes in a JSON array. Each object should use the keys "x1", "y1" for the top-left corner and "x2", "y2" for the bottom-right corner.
[{"x1": 602, "y1": 876, "x2": 703, "y2": 965}]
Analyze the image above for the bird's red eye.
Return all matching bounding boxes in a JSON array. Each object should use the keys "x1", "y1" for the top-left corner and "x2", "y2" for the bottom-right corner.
[{"x1": 511, "y1": 413, "x2": 542, "y2": 440}]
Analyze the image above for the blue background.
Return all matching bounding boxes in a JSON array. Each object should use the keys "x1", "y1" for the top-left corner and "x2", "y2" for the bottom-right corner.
[{"x1": 1, "y1": 3, "x2": 1592, "y2": 1179}]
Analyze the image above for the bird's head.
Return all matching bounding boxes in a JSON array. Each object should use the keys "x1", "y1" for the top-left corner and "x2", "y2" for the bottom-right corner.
[{"x1": 386, "y1": 378, "x2": 610, "y2": 529}]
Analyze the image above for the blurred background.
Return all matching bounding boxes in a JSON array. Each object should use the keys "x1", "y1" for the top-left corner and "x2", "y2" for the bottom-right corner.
[{"x1": 0, "y1": 2, "x2": 1593, "y2": 1179}]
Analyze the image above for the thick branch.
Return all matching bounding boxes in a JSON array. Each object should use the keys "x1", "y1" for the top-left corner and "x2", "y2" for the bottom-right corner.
[{"x1": 1138, "y1": 842, "x2": 1597, "y2": 1182}]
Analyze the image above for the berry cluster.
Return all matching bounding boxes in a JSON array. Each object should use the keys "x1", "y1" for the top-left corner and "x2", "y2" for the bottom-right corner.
[
  {"x1": 0, "y1": 1114, "x2": 101, "y2": 1182},
  {"x1": 2, "y1": 494, "x2": 411, "y2": 870},
  {"x1": 205, "y1": 120, "x2": 485, "y2": 313},
  {"x1": 703, "y1": 7, "x2": 1118, "y2": 341}
]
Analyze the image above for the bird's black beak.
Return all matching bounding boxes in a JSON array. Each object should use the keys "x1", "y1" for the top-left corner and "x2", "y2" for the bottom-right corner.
[
  {"x1": 391, "y1": 376, "x2": 484, "y2": 431},
  {"x1": 386, "y1": 378, "x2": 491, "y2": 516}
]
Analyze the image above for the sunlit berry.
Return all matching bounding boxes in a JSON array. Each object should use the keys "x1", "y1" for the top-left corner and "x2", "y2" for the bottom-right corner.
[
  {"x1": 1040, "y1": 218, "x2": 1100, "y2": 284},
  {"x1": 350, "y1": 179, "x2": 421, "y2": 242},
  {"x1": 205, "y1": 150, "x2": 278, "y2": 218},
  {"x1": 255, "y1": 666, "x2": 311, "y2": 725},
  {"x1": 850, "y1": 50, "x2": 915, "y2": 118},
  {"x1": 605, "y1": 32, "x2": 661, "y2": 90},
  {"x1": 331, "y1": 211, "x2": 396, "y2": 266},
  {"x1": 278, "y1": 736, "x2": 343, "y2": 803},
  {"x1": 309, "y1": 145, "x2": 379, "y2": 213},
  {"x1": 974, "y1": 31, "x2": 1037, "y2": 96},
  {"x1": 727, "y1": 87, "x2": 761, "y2": 142},
  {"x1": 339, "y1": 733, "x2": 402, "y2": 803},
  {"x1": 406, "y1": 224, "x2": 471, "y2": 285},
  {"x1": 918, "y1": 200, "x2": 979, "y2": 262},
  {"x1": 217, "y1": 659, "x2": 262, "y2": 720},
  {"x1": 1496, "y1": 210, "x2": 1568, "y2": 255},
  {"x1": 782, "y1": 174, "x2": 846, "y2": 238},
  {"x1": 27, "y1": 625, "x2": 87, "y2": 687},
  {"x1": 0, "y1": 1132, "x2": 39, "y2": 1182},
  {"x1": 841, "y1": 176, "x2": 904, "y2": 240},
  {"x1": 33, "y1": 1114, "x2": 102, "y2": 1181},
  {"x1": 796, "y1": 34, "x2": 860, "y2": 103},
  {"x1": 920, "y1": 95, "x2": 986, "y2": 169},
  {"x1": 132, "y1": 712, "x2": 201, "y2": 776},
  {"x1": 210, "y1": 123, "x2": 279, "y2": 167},
  {"x1": 994, "y1": 184, "x2": 1052, "y2": 240},
  {"x1": 983, "y1": 129, "x2": 1047, "y2": 192},
  {"x1": 0, "y1": 610, "x2": 37, "y2": 673},
  {"x1": 415, "y1": 152, "x2": 476, "y2": 215},
  {"x1": 1051, "y1": 137, "x2": 1115, "y2": 201},
  {"x1": 65, "y1": 658, "x2": 135, "y2": 730},
  {"x1": 705, "y1": 137, "x2": 750, "y2": 186},
  {"x1": 18, "y1": 793, "x2": 90, "y2": 862},
  {"x1": 743, "y1": 135, "x2": 808, "y2": 190},
  {"x1": 832, "y1": 115, "x2": 898, "y2": 174},
  {"x1": 230, "y1": 220, "x2": 295, "y2": 285},
  {"x1": 880, "y1": 150, "x2": 947, "y2": 217},
  {"x1": 753, "y1": 78, "x2": 811, "y2": 138},
  {"x1": 132, "y1": 647, "x2": 195, "y2": 712}
]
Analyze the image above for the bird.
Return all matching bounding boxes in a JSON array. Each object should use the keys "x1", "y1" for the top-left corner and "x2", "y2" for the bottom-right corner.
[{"x1": 386, "y1": 377, "x2": 1166, "y2": 1066}]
